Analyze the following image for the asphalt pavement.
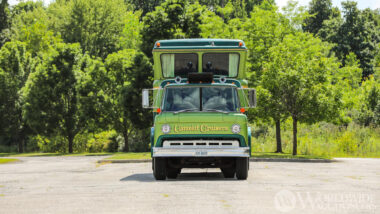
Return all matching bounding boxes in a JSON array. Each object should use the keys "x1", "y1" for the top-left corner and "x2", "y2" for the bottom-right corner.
[{"x1": 0, "y1": 156, "x2": 378, "y2": 214}]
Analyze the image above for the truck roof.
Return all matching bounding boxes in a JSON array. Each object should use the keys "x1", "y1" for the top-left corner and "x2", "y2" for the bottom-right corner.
[{"x1": 153, "y1": 39, "x2": 247, "y2": 50}]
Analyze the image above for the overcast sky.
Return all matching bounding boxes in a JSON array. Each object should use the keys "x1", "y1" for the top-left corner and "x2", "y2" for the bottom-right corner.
[{"x1": 8, "y1": 0, "x2": 380, "y2": 10}]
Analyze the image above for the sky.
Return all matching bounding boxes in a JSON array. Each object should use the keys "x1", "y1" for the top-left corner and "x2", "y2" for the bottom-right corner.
[
  {"x1": 276, "y1": 0, "x2": 380, "y2": 10},
  {"x1": 8, "y1": 0, "x2": 380, "y2": 10}
]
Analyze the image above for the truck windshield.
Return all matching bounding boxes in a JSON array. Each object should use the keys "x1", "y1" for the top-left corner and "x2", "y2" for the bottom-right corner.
[{"x1": 163, "y1": 87, "x2": 239, "y2": 112}]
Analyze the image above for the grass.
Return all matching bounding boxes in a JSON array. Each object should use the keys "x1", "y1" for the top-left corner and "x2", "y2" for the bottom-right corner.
[
  {"x1": 0, "y1": 152, "x2": 112, "y2": 157},
  {"x1": 252, "y1": 121, "x2": 380, "y2": 158},
  {"x1": 105, "y1": 152, "x2": 151, "y2": 160},
  {"x1": 252, "y1": 152, "x2": 330, "y2": 159},
  {"x1": 0, "y1": 158, "x2": 19, "y2": 164}
]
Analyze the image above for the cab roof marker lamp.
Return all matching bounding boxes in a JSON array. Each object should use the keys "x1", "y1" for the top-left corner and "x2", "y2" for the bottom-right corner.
[
  {"x1": 220, "y1": 76, "x2": 227, "y2": 83},
  {"x1": 175, "y1": 76, "x2": 182, "y2": 84}
]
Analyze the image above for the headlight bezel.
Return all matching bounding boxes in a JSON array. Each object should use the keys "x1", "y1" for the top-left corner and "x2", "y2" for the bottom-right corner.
[
  {"x1": 231, "y1": 124, "x2": 241, "y2": 134},
  {"x1": 161, "y1": 124, "x2": 171, "y2": 134}
]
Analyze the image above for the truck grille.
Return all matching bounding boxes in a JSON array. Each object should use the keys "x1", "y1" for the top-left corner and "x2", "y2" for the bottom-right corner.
[{"x1": 162, "y1": 140, "x2": 239, "y2": 148}]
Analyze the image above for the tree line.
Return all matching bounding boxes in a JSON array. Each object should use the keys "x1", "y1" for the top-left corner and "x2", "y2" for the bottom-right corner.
[{"x1": 0, "y1": 0, "x2": 379, "y2": 155}]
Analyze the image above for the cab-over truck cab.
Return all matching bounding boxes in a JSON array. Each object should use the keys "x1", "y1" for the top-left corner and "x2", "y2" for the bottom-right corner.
[{"x1": 142, "y1": 39, "x2": 256, "y2": 180}]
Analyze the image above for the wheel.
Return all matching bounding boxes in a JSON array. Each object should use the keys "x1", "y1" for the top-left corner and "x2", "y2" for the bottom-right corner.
[
  {"x1": 221, "y1": 167, "x2": 235, "y2": 178},
  {"x1": 153, "y1": 157, "x2": 166, "y2": 180},
  {"x1": 236, "y1": 157, "x2": 248, "y2": 180},
  {"x1": 166, "y1": 167, "x2": 179, "y2": 179}
]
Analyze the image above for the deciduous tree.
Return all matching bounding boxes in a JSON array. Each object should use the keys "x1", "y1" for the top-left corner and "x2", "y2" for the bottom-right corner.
[
  {"x1": 263, "y1": 32, "x2": 341, "y2": 155},
  {"x1": 23, "y1": 43, "x2": 85, "y2": 153}
]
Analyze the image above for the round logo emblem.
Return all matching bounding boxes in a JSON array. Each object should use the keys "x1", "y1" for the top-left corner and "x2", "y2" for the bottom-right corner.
[{"x1": 274, "y1": 189, "x2": 297, "y2": 213}]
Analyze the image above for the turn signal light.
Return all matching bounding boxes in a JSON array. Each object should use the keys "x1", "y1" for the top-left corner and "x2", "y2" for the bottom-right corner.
[
  {"x1": 157, "y1": 108, "x2": 161, "y2": 113},
  {"x1": 240, "y1": 108, "x2": 245, "y2": 113}
]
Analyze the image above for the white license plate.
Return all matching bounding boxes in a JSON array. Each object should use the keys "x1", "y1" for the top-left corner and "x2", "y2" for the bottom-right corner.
[{"x1": 195, "y1": 151, "x2": 208, "y2": 156}]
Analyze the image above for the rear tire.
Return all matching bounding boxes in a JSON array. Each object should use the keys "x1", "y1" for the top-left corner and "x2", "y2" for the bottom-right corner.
[
  {"x1": 221, "y1": 167, "x2": 235, "y2": 178},
  {"x1": 153, "y1": 158, "x2": 166, "y2": 180},
  {"x1": 236, "y1": 157, "x2": 248, "y2": 180}
]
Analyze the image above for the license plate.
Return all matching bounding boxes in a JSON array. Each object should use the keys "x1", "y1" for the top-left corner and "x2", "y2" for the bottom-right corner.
[{"x1": 195, "y1": 151, "x2": 208, "y2": 156}]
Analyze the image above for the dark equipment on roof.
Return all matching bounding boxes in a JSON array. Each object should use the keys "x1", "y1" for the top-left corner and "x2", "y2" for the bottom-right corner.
[{"x1": 188, "y1": 72, "x2": 213, "y2": 83}]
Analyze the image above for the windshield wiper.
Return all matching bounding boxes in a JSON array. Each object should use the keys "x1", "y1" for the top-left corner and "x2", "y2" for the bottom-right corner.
[
  {"x1": 173, "y1": 108, "x2": 198, "y2": 114},
  {"x1": 203, "y1": 109, "x2": 229, "y2": 114}
]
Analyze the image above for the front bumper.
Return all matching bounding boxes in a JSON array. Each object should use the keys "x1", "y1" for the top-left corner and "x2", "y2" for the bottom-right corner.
[{"x1": 152, "y1": 147, "x2": 250, "y2": 157}]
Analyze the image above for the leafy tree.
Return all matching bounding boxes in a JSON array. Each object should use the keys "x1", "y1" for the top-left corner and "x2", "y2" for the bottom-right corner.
[
  {"x1": 252, "y1": 87, "x2": 289, "y2": 152},
  {"x1": 240, "y1": 3, "x2": 293, "y2": 85},
  {"x1": 104, "y1": 50, "x2": 152, "y2": 152},
  {"x1": 0, "y1": 41, "x2": 35, "y2": 152},
  {"x1": 303, "y1": 0, "x2": 335, "y2": 35},
  {"x1": 10, "y1": 3, "x2": 61, "y2": 56},
  {"x1": 319, "y1": 1, "x2": 379, "y2": 78},
  {"x1": 23, "y1": 43, "x2": 85, "y2": 153},
  {"x1": 356, "y1": 77, "x2": 380, "y2": 126},
  {"x1": 51, "y1": 0, "x2": 139, "y2": 59},
  {"x1": 0, "y1": 0, "x2": 10, "y2": 47},
  {"x1": 125, "y1": 0, "x2": 164, "y2": 16},
  {"x1": 263, "y1": 32, "x2": 341, "y2": 155},
  {"x1": 141, "y1": 0, "x2": 208, "y2": 57}
]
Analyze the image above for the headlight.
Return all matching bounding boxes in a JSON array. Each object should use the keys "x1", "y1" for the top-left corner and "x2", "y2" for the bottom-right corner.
[
  {"x1": 161, "y1": 124, "x2": 170, "y2": 134},
  {"x1": 231, "y1": 124, "x2": 241, "y2": 134}
]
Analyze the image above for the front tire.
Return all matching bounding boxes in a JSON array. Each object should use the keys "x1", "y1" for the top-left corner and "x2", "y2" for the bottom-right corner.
[
  {"x1": 221, "y1": 167, "x2": 235, "y2": 178},
  {"x1": 166, "y1": 167, "x2": 179, "y2": 179},
  {"x1": 153, "y1": 157, "x2": 166, "y2": 180},
  {"x1": 236, "y1": 157, "x2": 248, "y2": 180}
]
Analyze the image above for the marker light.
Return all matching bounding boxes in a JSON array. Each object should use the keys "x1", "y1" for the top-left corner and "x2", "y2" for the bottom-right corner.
[
  {"x1": 239, "y1": 42, "x2": 243, "y2": 47},
  {"x1": 156, "y1": 42, "x2": 160, "y2": 47},
  {"x1": 156, "y1": 108, "x2": 161, "y2": 113},
  {"x1": 240, "y1": 108, "x2": 245, "y2": 113},
  {"x1": 231, "y1": 124, "x2": 241, "y2": 134},
  {"x1": 162, "y1": 124, "x2": 170, "y2": 134}
]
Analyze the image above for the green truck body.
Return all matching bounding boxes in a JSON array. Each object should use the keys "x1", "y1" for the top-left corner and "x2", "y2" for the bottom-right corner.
[{"x1": 142, "y1": 39, "x2": 256, "y2": 180}]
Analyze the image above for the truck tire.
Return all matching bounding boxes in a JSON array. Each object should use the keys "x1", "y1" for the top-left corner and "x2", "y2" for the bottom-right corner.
[
  {"x1": 153, "y1": 158, "x2": 166, "y2": 180},
  {"x1": 221, "y1": 167, "x2": 235, "y2": 178},
  {"x1": 236, "y1": 157, "x2": 248, "y2": 180},
  {"x1": 166, "y1": 167, "x2": 179, "y2": 179}
]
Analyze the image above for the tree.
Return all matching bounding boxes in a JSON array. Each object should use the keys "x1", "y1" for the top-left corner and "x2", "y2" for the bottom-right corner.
[
  {"x1": 303, "y1": 0, "x2": 334, "y2": 35},
  {"x1": 356, "y1": 77, "x2": 380, "y2": 126},
  {"x1": 318, "y1": 1, "x2": 380, "y2": 79},
  {"x1": 240, "y1": 3, "x2": 293, "y2": 85},
  {"x1": 10, "y1": 3, "x2": 61, "y2": 57},
  {"x1": 0, "y1": 41, "x2": 34, "y2": 152},
  {"x1": 0, "y1": 0, "x2": 10, "y2": 47},
  {"x1": 104, "y1": 50, "x2": 152, "y2": 152},
  {"x1": 125, "y1": 0, "x2": 164, "y2": 16},
  {"x1": 263, "y1": 32, "x2": 341, "y2": 155},
  {"x1": 23, "y1": 43, "x2": 85, "y2": 153},
  {"x1": 141, "y1": 0, "x2": 208, "y2": 57},
  {"x1": 251, "y1": 87, "x2": 289, "y2": 153},
  {"x1": 50, "y1": 0, "x2": 139, "y2": 59}
]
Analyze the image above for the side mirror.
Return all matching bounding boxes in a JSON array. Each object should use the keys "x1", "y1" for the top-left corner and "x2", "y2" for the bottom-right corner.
[
  {"x1": 142, "y1": 89, "x2": 150, "y2": 108},
  {"x1": 248, "y1": 89, "x2": 256, "y2": 107}
]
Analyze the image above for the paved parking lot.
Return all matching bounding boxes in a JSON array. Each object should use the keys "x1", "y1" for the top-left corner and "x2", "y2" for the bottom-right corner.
[{"x1": 0, "y1": 156, "x2": 379, "y2": 214}]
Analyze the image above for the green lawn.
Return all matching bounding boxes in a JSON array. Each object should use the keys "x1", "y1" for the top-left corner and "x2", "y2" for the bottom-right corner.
[
  {"x1": 0, "y1": 158, "x2": 19, "y2": 164},
  {"x1": 105, "y1": 152, "x2": 151, "y2": 160},
  {"x1": 252, "y1": 152, "x2": 331, "y2": 159},
  {"x1": 0, "y1": 152, "x2": 112, "y2": 157}
]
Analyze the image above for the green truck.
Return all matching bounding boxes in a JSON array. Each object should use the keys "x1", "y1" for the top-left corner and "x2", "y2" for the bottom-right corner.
[{"x1": 142, "y1": 39, "x2": 256, "y2": 180}]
